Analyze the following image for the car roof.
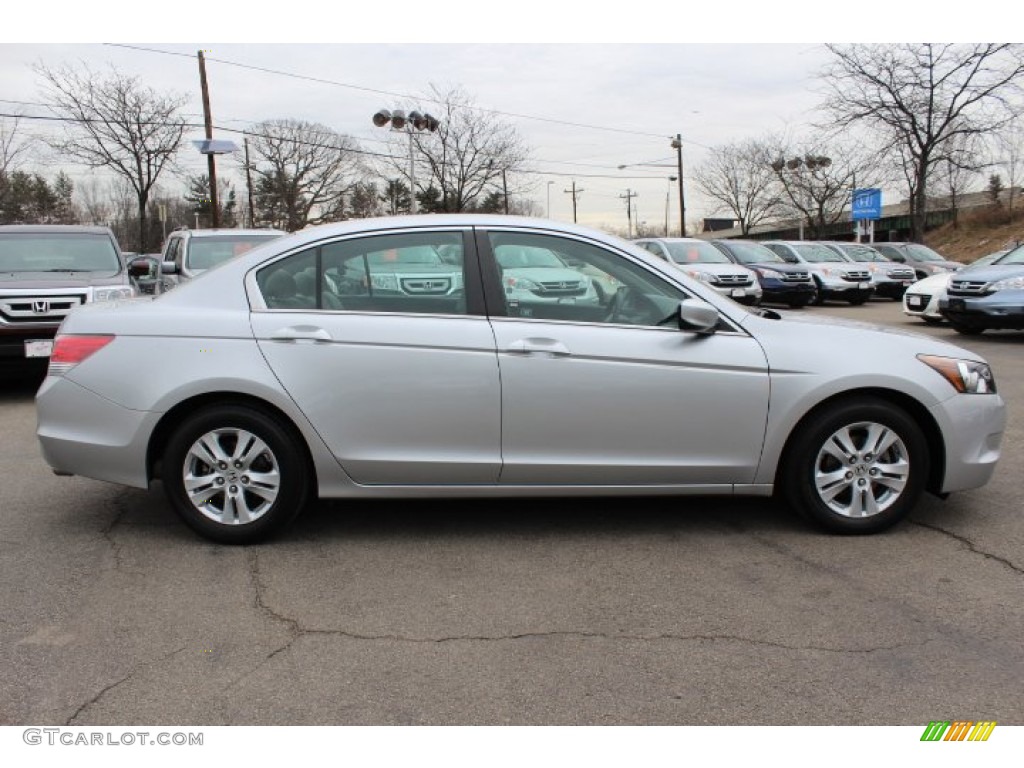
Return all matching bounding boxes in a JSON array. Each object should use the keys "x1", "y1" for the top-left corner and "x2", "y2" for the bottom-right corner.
[{"x1": 178, "y1": 228, "x2": 286, "y2": 238}]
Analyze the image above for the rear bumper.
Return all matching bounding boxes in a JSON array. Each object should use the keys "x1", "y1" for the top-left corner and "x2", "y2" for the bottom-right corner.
[
  {"x1": 36, "y1": 375, "x2": 159, "y2": 488},
  {"x1": 0, "y1": 325, "x2": 59, "y2": 359}
]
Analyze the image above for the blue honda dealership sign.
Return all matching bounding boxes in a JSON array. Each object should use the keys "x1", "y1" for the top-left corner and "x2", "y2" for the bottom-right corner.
[{"x1": 852, "y1": 188, "x2": 882, "y2": 220}]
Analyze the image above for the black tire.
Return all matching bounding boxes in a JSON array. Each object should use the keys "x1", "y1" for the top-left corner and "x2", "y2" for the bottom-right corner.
[
  {"x1": 787, "y1": 298, "x2": 809, "y2": 309},
  {"x1": 950, "y1": 321, "x2": 984, "y2": 336},
  {"x1": 781, "y1": 398, "x2": 928, "y2": 535},
  {"x1": 161, "y1": 405, "x2": 311, "y2": 544},
  {"x1": 848, "y1": 294, "x2": 870, "y2": 306},
  {"x1": 921, "y1": 317, "x2": 943, "y2": 326},
  {"x1": 811, "y1": 279, "x2": 826, "y2": 306}
]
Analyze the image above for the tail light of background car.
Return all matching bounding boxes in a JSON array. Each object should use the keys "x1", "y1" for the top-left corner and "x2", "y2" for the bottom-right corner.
[{"x1": 48, "y1": 335, "x2": 115, "y2": 377}]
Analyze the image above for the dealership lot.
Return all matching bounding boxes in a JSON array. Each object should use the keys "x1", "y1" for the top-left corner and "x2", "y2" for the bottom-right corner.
[{"x1": 1, "y1": 300, "x2": 1021, "y2": 725}]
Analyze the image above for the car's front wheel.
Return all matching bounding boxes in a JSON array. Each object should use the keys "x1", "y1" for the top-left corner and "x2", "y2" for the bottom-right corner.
[
  {"x1": 161, "y1": 405, "x2": 311, "y2": 543},
  {"x1": 782, "y1": 398, "x2": 928, "y2": 534}
]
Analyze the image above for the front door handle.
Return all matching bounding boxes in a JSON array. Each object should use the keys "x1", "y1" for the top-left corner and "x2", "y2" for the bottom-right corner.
[
  {"x1": 506, "y1": 337, "x2": 571, "y2": 357},
  {"x1": 270, "y1": 325, "x2": 333, "y2": 342}
]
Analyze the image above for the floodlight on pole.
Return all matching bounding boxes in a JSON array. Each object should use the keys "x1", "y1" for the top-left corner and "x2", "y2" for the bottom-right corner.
[{"x1": 372, "y1": 108, "x2": 440, "y2": 215}]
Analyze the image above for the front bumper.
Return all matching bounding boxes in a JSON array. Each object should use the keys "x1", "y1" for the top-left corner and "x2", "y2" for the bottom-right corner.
[
  {"x1": 758, "y1": 279, "x2": 816, "y2": 306},
  {"x1": 873, "y1": 277, "x2": 915, "y2": 299},
  {"x1": 930, "y1": 393, "x2": 1006, "y2": 494},
  {"x1": 940, "y1": 291, "x2": 1024, "y2": 330}
]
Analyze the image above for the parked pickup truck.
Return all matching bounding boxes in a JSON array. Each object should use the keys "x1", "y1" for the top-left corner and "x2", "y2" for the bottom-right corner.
[
  {"x1": 157, "y1": 228, "x2": 285, "y2": 291},
  {"x1": 0, "y1": 225, "x2": 134, "y2": 368}
]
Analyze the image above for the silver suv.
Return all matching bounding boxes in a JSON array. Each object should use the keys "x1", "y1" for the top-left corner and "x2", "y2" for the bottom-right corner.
[
  {"x1": 159, "y1": 228, "x2": 285, "y2": 290},
  {"x1": 0, "y1": 225, "x2": 133, "y2": 368},
  {"x1": 762, "y1": 241, "x2": 874, "y2": 305},
  {"x1": 635, "y1": 237, "x2": 762, "y2": 306}
]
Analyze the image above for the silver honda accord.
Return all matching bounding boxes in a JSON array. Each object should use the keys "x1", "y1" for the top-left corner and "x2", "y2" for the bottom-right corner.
[{"x1": 36, "y1": 215, "x2": 1006, "y2": 543}]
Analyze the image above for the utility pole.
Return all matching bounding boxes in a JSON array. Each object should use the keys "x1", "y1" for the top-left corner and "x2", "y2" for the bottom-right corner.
[
  {"x1": 564, "y1": 180, "x2": 583, "y2": 223},
  {"x1": 244, "y1": 137, "x2": 255, "y2": 228},
  {"x1": 502, "y1": 169, "x2": 509, "y2": 214},
  {"x1": 619, "y1": 188, "x2": 639, "y2": 238},
  {"x1": 672, "y1": 134, "x2": 687, "y2": 236},
  {"x1": 197, "y1": 51, "x2": 220, "y2": 229}
]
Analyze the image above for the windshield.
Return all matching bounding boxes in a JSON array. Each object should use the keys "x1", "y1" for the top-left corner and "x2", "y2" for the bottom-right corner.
[
  {"x1": 186, "y1": 234, "x2": 282, "y2": 270},
  {"x1": 664, "y1": 241, "x2": 731, "y2": 264},
  {"x1": 0, "y1": 232, "x2": 121, "y2": 273},
  {"x1": 717, "y1": 241, "x2": 785, "y2": 264},
  {"x1": 791, "y1": 243, "x2": 846, "y2": 262},
  {"x1": 905, "y1": 244, "x2": 946, "y2": 263},
  {"x1": 836, "y1": 244, "x2": 887, "y2": 262},
  {"x1": 494, "y1": 245, "x2": 567, "y2": 269}
]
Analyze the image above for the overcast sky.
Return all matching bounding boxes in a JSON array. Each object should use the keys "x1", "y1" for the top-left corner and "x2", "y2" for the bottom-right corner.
[{"x1": 0, "y1": 5, "x2": 994, "y2": 234}]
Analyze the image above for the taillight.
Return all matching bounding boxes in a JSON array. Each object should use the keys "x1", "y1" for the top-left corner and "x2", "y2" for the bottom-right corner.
[{"x1": 48, "y1": 334, "x2": 114, "y2": 376}]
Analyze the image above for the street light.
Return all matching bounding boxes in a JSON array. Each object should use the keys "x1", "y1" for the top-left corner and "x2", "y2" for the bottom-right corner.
[
  {"x1": 546, "y1": 180, "x2": 554, "y2": 218},
  {"x1": 770, "y1": 155, "x2": 832, "y2": 240},
  {"x1": 372, "y1": 108, "x2": 440, "y2": 214},
  {"x1": 665, "y1": 176, "x2": 677, "y2": 236}
]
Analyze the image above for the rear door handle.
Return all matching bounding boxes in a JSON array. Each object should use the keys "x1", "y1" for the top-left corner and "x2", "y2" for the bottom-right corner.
[
  {"x1": 506, "y1": 338, "x2": 571, "y2": 357},
  {"x1": 270, "y1": 325, "x2": 333, "y2": 343}
]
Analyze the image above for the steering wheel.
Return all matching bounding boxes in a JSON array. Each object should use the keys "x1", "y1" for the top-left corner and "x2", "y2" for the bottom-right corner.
[{"x1": 604, "y1": 286, "x2": 652, "y2": 325}]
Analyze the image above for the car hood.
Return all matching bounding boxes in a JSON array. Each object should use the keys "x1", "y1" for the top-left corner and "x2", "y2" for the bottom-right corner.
[
  {"x1": 0, "y1": 271, "x2": 126, "y2": 288},
  {"x1": 744, "y1": 262, "x2": 810, "y2": 274},
  {"x1": 951, "y1": 264, "x2": 1024, "y2": 283},
  {"x1": 674, "y1": 263, "x2": 753, "y2": 278},
  {"x1": 906, "y1": 273, "x2": 951, "y2": 292}
]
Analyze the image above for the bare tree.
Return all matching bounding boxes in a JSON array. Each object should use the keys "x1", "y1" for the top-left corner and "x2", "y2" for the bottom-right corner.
[
  {"x1": 766, "y1": 136, "x2": 882, "y2": 238},
  {"x1": 387, "y1": 85, "x2": 529, "y2": 212},
  {"x1": 693, "y1": 138, "x2": 780, "y2": 235},
  {"x1": 0, "y1": 116, "x2": 30, "y2": 178},
  {"x1": 933, "y1": 132, "x2": 985, "y2": 227},
  {"x1": 819, "y1": 43, "x2": 1024, "y2": 242},
  {"x1": 35, "y1": 62, "x2": 188, "y2": 252},
  {"x1": 246, "y1": 119, "x2": 360, "y2": 231},
  {"x1": 993, "y1": 122, "x2": 1024, "y2": 218}
]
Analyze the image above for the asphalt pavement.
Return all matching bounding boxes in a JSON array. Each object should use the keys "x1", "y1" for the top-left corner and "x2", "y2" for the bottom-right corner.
[{"x1": 1, "y1": 300, "x2": 1021, "y2": 726}]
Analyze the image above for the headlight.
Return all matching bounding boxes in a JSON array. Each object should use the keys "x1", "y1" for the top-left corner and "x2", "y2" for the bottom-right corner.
[
  {"x1": 93, "y1": 287, "x2": 135, "y2": 302},
  {"x1": 989, "y1": 276, "x2": 1024, "y2": 291},
  {"x1": 685, "y1": 270, "x2": 712, "y2": 282},
  {"x1": 756, "y1": 268, "x2": 784, "y2": 279},
  {"x1": 370, "y1": 274, "x2": 400, "y2": 291},
  {"x1": 918, "y1": 355, "x2": 997, "y2": 394},
  {"x1": 505, "y1": 276, "x2": 539, "y2": 292},
  {"x1": 820, "y1": 267, "x2": 833, "y2": 276}
]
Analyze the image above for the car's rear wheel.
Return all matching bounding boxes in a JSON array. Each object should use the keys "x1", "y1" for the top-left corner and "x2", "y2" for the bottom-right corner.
[
  {"x1": 782, "y1": 398, "x2": 928, "y2": 534},
  {"x1": 161, "y1": 405, "x2": 310, "y2": 543}
]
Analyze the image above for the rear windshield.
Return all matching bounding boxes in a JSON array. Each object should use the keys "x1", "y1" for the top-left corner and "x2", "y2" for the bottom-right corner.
[
  {"x1": 0, "y1": 232, "x2": 120, "y2": 273},
  {"x1": 186, "y1": 234, "x2": 281, "y2": 271}
]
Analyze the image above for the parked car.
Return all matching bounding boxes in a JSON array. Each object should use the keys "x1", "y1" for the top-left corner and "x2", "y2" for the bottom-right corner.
[
  {"x1": 37, "y1": 215, "x2": 1004, "y2": 543},
  {"x1": 633, "y1": 237, "x2": 762, "y2": 306},
  {"x1": 903, "y1": 250, "x2": 1009, "y2": 324},
  {"x1": 708, "y1": 239, "x2": 816, "y2": 308},
  {"x1": 0, "y1": 225, "x2": 134, "y2": 369},
  {"x1": 939, "y1": 245, "x2": 1024, "y2": 334},
  {"x1": 871, "y1": 242, "x2": 961, "y2": 280},
  {"x1": 159, "y1": 228, "x2": 286, "y2": 290},
  {"x1": 817, "y1": 241, "x2": 917, "y2": 300},
  {"x1": 760, "y1": 241, "x2": 874, "y2": 305}
]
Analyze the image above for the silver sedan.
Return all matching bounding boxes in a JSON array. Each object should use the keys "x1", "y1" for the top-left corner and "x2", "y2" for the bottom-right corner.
[{"x1": 36, "y1": 216, "x2": 1006, "y2": 543}]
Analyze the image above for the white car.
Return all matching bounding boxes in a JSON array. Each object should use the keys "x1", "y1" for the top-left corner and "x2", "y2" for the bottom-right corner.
[{"x1": 903, "y1": 250, "x2": 1008, "y2": 323}]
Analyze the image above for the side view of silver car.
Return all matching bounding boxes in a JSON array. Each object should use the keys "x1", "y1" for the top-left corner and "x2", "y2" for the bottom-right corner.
[{"x1": 36, "y1": 216, "x2": 1005, "y2": 544}]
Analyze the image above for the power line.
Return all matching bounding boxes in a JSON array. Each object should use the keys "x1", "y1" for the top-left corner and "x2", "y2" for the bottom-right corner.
[{"x1": 102, "y1": 43, "x2": 700, "y2": 144}]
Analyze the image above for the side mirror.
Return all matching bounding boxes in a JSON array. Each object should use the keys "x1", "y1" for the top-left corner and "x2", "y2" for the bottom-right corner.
[
  {"x1": 161, "y1": 261, "x2": 178, "y2": 275},
  {"x1": 127, "y1": 260, "x2": 151, "y2": 278},
  {"x1": 677, "y1": 299, "x2": 719, "y2": 334}
]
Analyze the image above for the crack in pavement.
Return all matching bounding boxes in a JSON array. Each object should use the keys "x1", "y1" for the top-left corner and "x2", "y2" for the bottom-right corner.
[
  {"x1": 65, "y1": 646, "x2": 186, "y2": 726},
  {"x1": 100, "y1": 494, "x2": 131, "y2": 571},
  {"x1": 911, "y1": 520, "x2": 1024, "y2": 576}
]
